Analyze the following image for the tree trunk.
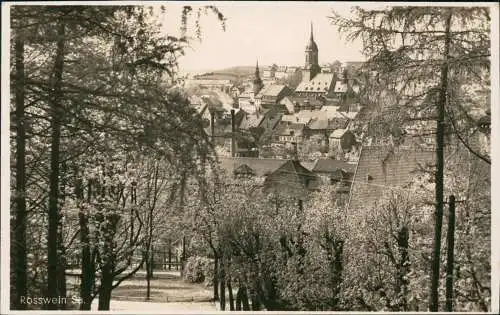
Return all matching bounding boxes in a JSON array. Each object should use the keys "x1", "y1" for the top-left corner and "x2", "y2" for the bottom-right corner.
[
  {"x1": 397, "y1": 227, "x2": 410, "y2": 311},
  {"x1": 429, "y1": 9, "x2": 452, "y2": 312},
  {"x1": 213, "y1": 255, "x2": 219, "y2": 301},
  {"x1": 445, "y1": 195, "x2": 456, "y2": 312},
  {"x1": 228, "y1": 276, "x2": 235, "y2": 311},
  {"x1": 241, "y1": 281, "x2": 250, "y2": 311},
  {"x1": 146, "y1": 250, "x2": 151, "y2": 300},
  {"x1": 47, "y1": 16, "x2": 66, "y2": 309},
  {"x1": 98, "y1": 266, "x2": 113, "y2": 310},
  {"x1": 219, "y1": 260, "x2": 226, "y2": 311},
  {"x1": 180, "y1": 235, "x2": 186, "y2": 277},
  {"x1": 168, "y1": 239, "x2": 172, "y2": 270},
  {"x1": 235, "y1": 286, "x2": 242, "y2": 311},
  {"x1": 250, "y1": 285, "x2": 262, "y2": 311},
  {"x1": 12, "y1": 25, "x2": 27, "y2": 310},
  {"x1": 78, "y1": 210, "x2": 92, "y2": 310},
  {"x1": 79, "y1": 179, "x2": 94, "y2": 310}
]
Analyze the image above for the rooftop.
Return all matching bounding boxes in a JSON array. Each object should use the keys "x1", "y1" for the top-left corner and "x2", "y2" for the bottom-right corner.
[
  {"x1": 311, "y1": 159, "x2": 356, "y2": 174},
  {"x1": 347, "y1": 146, "x2": 435, "y2": 213},
  {"x1": 295, "y1": 73, "x2": 335, "y2": 93},
  {"x1": 218, "y1": 157, "x2": 287, "y2": 177}
]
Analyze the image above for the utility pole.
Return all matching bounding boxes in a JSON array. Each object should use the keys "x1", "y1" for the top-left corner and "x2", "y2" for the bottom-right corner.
[{"x1": 445, "y1": 195, "x2": 456, "y2": 312}]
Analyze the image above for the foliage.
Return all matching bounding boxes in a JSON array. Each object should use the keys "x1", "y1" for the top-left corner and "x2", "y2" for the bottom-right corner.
[{"x1": 183, "y1": 256, "x2": 214, "y2": 285}]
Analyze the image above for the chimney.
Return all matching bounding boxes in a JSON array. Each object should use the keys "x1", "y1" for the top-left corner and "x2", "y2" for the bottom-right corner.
[
  {"x1": 292, "y1": 141, "x2": 299, "y2": 160},
  {"x1": 231, "y1": 109, "x2": 236, "y2": 157}
]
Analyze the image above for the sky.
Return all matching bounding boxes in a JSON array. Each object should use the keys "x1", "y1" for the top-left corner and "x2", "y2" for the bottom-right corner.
[{"x1": 158, "y1": 1, "x2": 368, "y2": 72}]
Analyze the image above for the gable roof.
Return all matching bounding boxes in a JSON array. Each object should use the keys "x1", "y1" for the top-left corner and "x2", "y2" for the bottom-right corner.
[
  {"x1": 279, "y1": 96, "x2": 295, "y2": 113},
  {"x1": 295, "y1": 73, "x2": 335, "y2": 93},
  {"x1": 308, "y1": 118, "x2": 331, "y2": 130},
  {"x1": 258, "y1": 84, "x2": 289, "y2": 98},
  {"x1": 264, "y1": 160, "x2": 319, "y2": 192},
  {"x1": 347, "y1": 146, "x2": 435, "y2": 213},
  {"x1": 240, "y1": 114, "x2": 265, "y2": 130},
  {"x1": 312, "y1": 159, "x2": 356, "y2": 174},
  {"x1": 233, "y1": 163, "x2": 257, "y2": 176}
]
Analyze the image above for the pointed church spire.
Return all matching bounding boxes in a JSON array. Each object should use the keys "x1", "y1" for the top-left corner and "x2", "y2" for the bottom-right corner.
[
  {"x1": 310, "y1": 21, "x2": 314, "y2": 41},
  {"x1": 253, "y1": 59, "x2": 263, "y2": 95}
]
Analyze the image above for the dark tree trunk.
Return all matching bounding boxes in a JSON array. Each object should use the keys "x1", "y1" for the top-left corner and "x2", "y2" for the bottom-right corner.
[
  {"x1": 79, "y1": 179, "x2": 94, "y2": 310},
  {"x1": 250, "y1": 285, "x2": 262, "y2": 311},
  {"x1": 429, "y1": 9, "x2": 452, "y2": 312},
  {"x1": 98, "y1": 266, "x2": 113, "y2": 310},
  {"x1": 241, "y1": 282, "x2": 250, "y2": 311},
  {"x1": 330, "y1": 239, "x2": 344, "y2": 309},
  {"x1": 78, "y1": 210, "x2": 92, "y2": 310},
  {"x1": 397, "y1": 227, "x2": 410, "y2": 311},
  {"x1": 219, "y1": 260, "x2": 226, "y2": 310},
  {"x1": 235, "y1": 286, "x2": 243, "y2": 311},
  {"x1": 213, "y1": 255, "x2": 219, "y2": 301},
  {"x1": 228, "y1": 276, "x2": 235, "y2": 310},
  {"x1": 57, "y1": 163, "x2": 68, "y2": 309},
  {"x1": 445, "y1": 195, "x2": 456, "y2": 312},
  {"x1": 168, "y1": 239, "x2": 172, "y2": 270},
  {"x1": 12, "y1": 25, "x2": 27, "y2": 310},
  {"x1": 47, "y1": 17, "x2": 66, "y2": 309},
  {"x1": 146, "y1": 250, "x2": 151, "y2": 300}
]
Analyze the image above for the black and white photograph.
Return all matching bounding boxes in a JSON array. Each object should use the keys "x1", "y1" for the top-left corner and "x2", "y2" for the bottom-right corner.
[{"x1": 1, "y1": 1, "x2": 498, "y2": 313}]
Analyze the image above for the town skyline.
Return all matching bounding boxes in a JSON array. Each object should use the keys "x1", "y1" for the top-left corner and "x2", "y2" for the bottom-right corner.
[{"x1": 159, "y1": 1, "x2": 369, "y2": 71}]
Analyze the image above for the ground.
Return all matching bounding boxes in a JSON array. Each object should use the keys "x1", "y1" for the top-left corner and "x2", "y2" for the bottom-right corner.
[{"x1": 69, "y1": 270, "x2": 218, "y2": 311}]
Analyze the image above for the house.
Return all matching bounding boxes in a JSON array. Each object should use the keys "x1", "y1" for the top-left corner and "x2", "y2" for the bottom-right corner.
[
  {"x1": 257, "y1": 84, "x2": 293, "y2": 107},
  {"x1": 274, "y1": 123, "x2": 308, "y2": 144},
  {"x1": 218, "y1": 157, "x2": 287, "y2": 183},
  {"x1": 329, "y1": 128, "x2": 357, "y2": 152},
  {"x1": 347, "y1": 146, "x2": 435, "y2": 214},
  {"x1": 309, "y1": 159, "x2": 357, "y2": 193},
  {"x1": 307, "y1": 117, "x2": 348, "y2": 138},
  {"x1": 279, "y1": 96, "x2": 296, "y2": 114},
  {"x1": 263, "y1": 159, "x2": 320, "y2": 198}
]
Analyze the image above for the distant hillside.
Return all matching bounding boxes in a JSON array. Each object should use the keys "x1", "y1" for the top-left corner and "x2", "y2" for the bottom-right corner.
[{"x1": 194, "y1": 66, "x2": 256, "y2": 81}]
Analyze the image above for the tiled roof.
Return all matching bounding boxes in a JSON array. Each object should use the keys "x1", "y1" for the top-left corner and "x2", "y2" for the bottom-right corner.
[
  {"x1": 264, "y1": 160, "x2": 320, "y2": 193},
  {"x1": 279, "y1": 97, "x2": 295, "y2": 113},
  {"x1": 240, "y1": 114, "x2": 265, "y2": 130},
  {"x1": 295, "y1": 73, "x2": 335, "y2": 93},
  {"x1": 257, "y1": 84, "x2": 289, "y2": 98},
  {"x1": 312, "y1": 159, "x2": 356, "y2": 174},
  {"x1": 347, "y1": 146, "x2": 435, "y2": 213},
  {"x1": 308, "y1": 119, "x2": 331, "y2": 130}
]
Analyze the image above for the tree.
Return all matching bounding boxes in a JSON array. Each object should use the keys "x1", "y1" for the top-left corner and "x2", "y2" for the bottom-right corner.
[
  {"x1": 11, "y1": 8, "x2": 28, "y2": 309},
  {"x1": 330, "y1": 7, "x2": 490, "y2": 311},
  {"x1": 9, "y1": 4, "x2": 225, "y2": 310}
]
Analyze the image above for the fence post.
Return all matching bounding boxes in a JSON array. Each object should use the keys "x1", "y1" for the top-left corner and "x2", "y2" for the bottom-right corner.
[{"x1": 445, "y1": 195, "x2": 456, "y2": 312}]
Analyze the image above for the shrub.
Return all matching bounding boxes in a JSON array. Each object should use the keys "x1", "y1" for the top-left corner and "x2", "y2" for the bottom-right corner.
[{"x1": 183, "y1": 256, "x2": 213, "y2": 284}]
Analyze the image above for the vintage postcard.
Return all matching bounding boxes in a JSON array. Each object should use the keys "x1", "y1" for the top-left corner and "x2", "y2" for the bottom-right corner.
[{"x1": 1, "y1": 1, "x2": 498, "y2": 314}]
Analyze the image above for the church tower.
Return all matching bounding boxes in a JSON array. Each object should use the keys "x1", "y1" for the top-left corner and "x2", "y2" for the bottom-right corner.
[
  {"x1": 253, "y1": 60, "x2": 264, "y2": 96},
  {"x1": 303, "y1": 22, "x2": 321, "y2": 81}
]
